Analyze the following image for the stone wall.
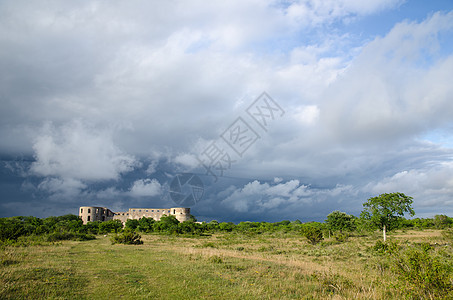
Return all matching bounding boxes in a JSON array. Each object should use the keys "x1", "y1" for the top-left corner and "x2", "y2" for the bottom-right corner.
[
  {"x1": 79, "y1": 206, "x2": 115, "y2": 224},
  {"x1": 113, "y1": 207, "x2": 190, "y2": 224}
]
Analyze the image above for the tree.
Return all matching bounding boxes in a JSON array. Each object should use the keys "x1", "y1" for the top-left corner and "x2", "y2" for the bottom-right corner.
[
  {"x1": 207, "y1": 220, "x2": 219, "y2": 231},
  {"x1": 219, "y1": 222, "x2": 235, "y2": 232},
  {"x1": 325, "y1": 211, "x2": 356, "y2": 233},
  {"x1": 153, "y1": 215, "x2": 180, "y2": 233},
  {"x1": 361, "y1": 192, "x2": 415, "y2": 242},
  {"x1": 125, "y1": 219, "x2": 139, "y2": 230},
  {"x1": 433, "y1": 215, "x2": 452, "y2": 229},
  {"x1": 99, "y1": 219, "x2": 123, "y2": 233},
  {"x1": 137, "y1": 217, "x2": 155, "y2": 233}
]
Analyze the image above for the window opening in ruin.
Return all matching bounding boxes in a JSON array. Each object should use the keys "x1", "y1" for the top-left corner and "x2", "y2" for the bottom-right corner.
[
  {"x1": 173, "y1": 209, "x2": 175, "y2": 214},
  {"x1": 87, "y1": 216, "x2": 90, "y2": 221},
  {"x1": 88, "y1": 209, "x2": 91, "y2": 213},
  {"x1": 81, "y1": 208, "x2": 83, "y2": 213}
]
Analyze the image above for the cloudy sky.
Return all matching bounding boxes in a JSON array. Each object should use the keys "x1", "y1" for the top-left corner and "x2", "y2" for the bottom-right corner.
[{"x1": 1, "y1": 0, "x2": 453, "y2": 222}]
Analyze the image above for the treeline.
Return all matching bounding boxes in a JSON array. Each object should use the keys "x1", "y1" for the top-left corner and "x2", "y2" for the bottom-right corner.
[
  {"x1": 0, "y1": 214, "x2": 121, "y2": 244},
  {"x1": 1, "y1": 212, "x2": 452, "y2": 244}
]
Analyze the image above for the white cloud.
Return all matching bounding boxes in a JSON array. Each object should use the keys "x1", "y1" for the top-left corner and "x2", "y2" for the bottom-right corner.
[
  {"x1": 129, "y1": 179, "x2": 162, "y2": 197},
  {"x1": 286, "y1": 0, "x2": 404, "y2": 27},
  {"x1": 37, "y1": 177, "x2": 86, "y2": 200},
  {"x1": 30, "y1": 121, "x2": 139, "y2": 181},
  {"x1": 96, "y1": 187, "x2": 123, "y2": 200},
  {"x1": 274, "y1": 177, "x2": 283, "y2": 183},
  {"x1": 221, "y1": 179, "x2": 356, "y2": 213},
  {"x1": 364, "y1": 161, "x2": 453, "y2": 208},
  {"x1": 173, "y1": 153, "x2": 199, "y2": 169},
  {"x1": 293, "y1": 105, "x2": 320, "y2": 125},
  {"x1": 322, "y1": 11, "x2": 453, "y2": 143},
  {"x1": 145, "y1": 161, "x2": 158, "y2": 175}
]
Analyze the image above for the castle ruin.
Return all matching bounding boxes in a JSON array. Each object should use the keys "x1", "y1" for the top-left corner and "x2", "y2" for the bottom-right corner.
[{"x1": 79, "y1": 206, "x2": 190, "y2": 224}]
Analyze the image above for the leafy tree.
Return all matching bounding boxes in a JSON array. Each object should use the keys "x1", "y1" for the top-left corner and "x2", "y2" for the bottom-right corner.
[
  {"x1": 361, "y1": 192, "x2": 415, "y2": 242},
  {"x1": 0, "y1": 217, "x2": 25, "y2": 241},
  {"x1": 99, "y1": 219, "x2": 123, "y2": 233},
  {"x1": 219, "y1": 222, "x2": 235, "y2": 232},
  {"x1": 178, "y1": 221, "x2": 203, "y2": 234},
  {"x1": 325, "y1": 211, "x2": 356, "y2": 233},
  {"x1": 433, "y1": 214, "x2": 452, "y2": 229},
  {"x1": 259, "y1": 222, "x2": 276, "y2": 233},
  {"x1": 153, "y1": 215, "x2": 180, "y2": 233},
  {"x1": 84, "y1": 221, "x2": 101, "y2": 234},
  {"x1": 137, "y1": 217, "x2": 155, "y2": 233},
  {"x1": 20, "y1": 216, "x2": 44, "y2": 235},
  {"x1": 207, "y1": 220, "x2": 219, "y2": 231},
  {"x1": 125, "y1": 219, "x2": 139, "y2": 230},
  {"x1": 235, "y1": 221, "x2": 259, "y2": 232}
]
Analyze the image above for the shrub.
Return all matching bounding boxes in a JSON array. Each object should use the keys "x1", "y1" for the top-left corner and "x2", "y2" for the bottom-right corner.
[
  {"x1": 371, "y1": 240, "x2": 399, "y2": 255},
  {"x1": 111, "y1": 230, "x2": 143, "y2": 245},
  {"x1": 333, "y1": 232, "x2": 349, "y2": 243},
  {"x1": 391, "y1": 244, "x2": 452, "y2": 298},
  {"x1": 302, "y1": 226, "x2": 324, "y2": 245}
]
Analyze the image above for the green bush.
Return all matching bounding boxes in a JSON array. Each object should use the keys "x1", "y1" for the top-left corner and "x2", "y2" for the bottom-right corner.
[
  {"x1": 302, "y1": 226, "x2": 324, "y2": 245},
  {"x1": 333, "y1": 232, "x2": 349, "y2": 243},
  {"x1": 391, "y1": 244, "x2": 452, "y2": 298},
  {"x1": 111, "y1": 230, "x2": 143, "y2": 245},
  {"x1": 370, "y1": 240, "x2": 399, "y2": 255}
]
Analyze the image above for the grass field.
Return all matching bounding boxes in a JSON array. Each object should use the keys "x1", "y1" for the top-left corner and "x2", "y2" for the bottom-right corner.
[{"x1": 1, "y1": 229, "x2": 451, "y2": 299}]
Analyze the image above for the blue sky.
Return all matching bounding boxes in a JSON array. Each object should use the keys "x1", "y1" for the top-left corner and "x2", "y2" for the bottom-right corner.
[{"x1": 1, "y1": 0, "x2": 453, "y2": 222}]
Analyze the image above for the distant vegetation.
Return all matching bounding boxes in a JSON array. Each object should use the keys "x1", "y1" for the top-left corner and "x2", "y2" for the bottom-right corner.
[{"x1": 0, "y1": 206, "x2": 451, "y2": 245}]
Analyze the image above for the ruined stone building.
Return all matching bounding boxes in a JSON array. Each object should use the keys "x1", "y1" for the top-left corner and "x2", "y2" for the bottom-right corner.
[{"x1": 79, "y1": 206, "x2": 190, "y2": 224}]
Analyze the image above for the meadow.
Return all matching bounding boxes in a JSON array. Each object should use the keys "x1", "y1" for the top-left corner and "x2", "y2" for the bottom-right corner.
[{"x1": 1, "y1": 229, "x2": 452, "y2": 299}]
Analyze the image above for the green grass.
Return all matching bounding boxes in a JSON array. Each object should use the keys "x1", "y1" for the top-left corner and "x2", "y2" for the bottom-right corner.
[{"x1": 1, "y1": 230, "x2": 452, "y2": 299}]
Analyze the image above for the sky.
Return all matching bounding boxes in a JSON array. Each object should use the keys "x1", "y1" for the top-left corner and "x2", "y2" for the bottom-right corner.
[{"x1": 1, "y1": 0, "x2": 453, "y2": 223}]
